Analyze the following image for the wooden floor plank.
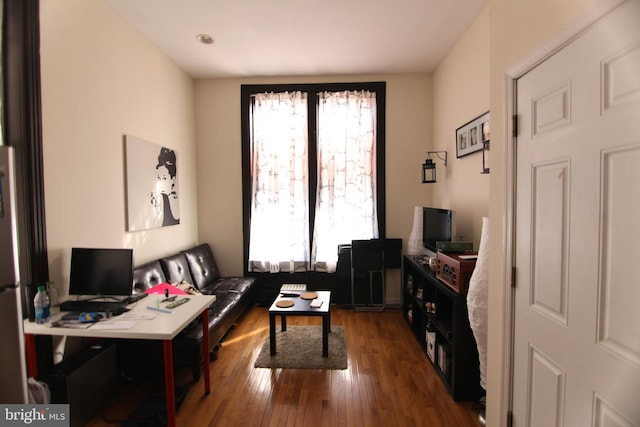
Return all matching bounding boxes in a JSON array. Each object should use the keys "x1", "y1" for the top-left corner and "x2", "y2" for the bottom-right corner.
[{"x1": 86, "y1": 305, "x2": 483, "y2": 427}]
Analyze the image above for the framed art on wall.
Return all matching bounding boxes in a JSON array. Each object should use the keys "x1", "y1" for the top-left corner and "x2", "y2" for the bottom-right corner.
[
  {"x1": 125, "y1": 135, "x2": 180, "y2": 231},
  {"x1": 456, "y1": 111, "x2": 490, "y2": 158}
]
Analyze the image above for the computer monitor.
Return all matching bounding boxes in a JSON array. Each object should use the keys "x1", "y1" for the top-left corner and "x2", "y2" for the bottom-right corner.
[{"x1": 68, "y1": 247, "x2": 134, "y2": 297}]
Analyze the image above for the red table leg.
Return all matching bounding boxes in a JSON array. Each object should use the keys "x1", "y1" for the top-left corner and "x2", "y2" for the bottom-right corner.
[
  {"x1": 163, "y1": 340, "x2": 176, "y2": 427},
  {"x1": 201, "y1": 308, "x2": 211, "y2": 395},
  {"x1": 25, "y1": 334, "x2": 38, "y2": 379}
]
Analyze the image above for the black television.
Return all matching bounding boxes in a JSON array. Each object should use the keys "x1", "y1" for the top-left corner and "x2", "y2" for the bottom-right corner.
[
  {"x1": 422, "y1": 207, "x2": 454, "y2": 256},
  {"x1": 68, "y1": 247, "x2": 134, "y2": 298}
]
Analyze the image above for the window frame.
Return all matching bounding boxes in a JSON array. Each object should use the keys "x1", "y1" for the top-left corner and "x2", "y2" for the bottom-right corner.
[{"x1": 240, "y1": 82, "x2": 387, "y2": 276}]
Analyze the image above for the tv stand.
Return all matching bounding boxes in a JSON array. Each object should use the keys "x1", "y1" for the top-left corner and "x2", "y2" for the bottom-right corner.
[{"x1": 402, "y1": 255, "x2": 482, "y2": 401}]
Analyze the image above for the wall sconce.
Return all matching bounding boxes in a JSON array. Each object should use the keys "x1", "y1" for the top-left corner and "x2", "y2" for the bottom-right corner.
[
  {"x1": 422, "y1": 151, "x2": 448, "y2": 183},
  {"x1": 481, "y1": 140, "x2": 490, "y2": 174}
]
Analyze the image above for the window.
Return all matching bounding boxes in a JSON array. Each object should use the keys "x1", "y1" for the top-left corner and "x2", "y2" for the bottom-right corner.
[{"x1": 241, "y1": 82, "x2": 386, "y2": 275}]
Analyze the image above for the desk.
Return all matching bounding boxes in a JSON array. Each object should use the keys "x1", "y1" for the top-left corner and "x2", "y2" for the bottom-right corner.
[
  {"x1": 268, "y1": 291, "x2": 331, "y2": 357},
  {"x1": 23, "y1": 294, "x2": 216, "y2": 427}
]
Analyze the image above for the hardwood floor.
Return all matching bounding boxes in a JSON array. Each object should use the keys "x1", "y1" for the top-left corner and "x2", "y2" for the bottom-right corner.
[{"x1": 87, "y1": 305, "x2": 483, "y2": 426}]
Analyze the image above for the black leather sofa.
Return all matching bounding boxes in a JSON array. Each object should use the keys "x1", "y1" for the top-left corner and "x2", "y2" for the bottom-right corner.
[{"x1": 122, "y1": 243, "x2": 255, "y2": 380}]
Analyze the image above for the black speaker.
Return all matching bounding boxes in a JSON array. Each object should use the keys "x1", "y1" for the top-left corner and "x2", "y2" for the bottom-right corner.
[{"x1": 42, "y1": 344, "x2": 119, "y2": 427}]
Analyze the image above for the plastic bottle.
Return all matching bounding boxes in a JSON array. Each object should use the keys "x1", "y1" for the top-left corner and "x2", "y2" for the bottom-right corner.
[{"x1": 34, "y1": 285, "x2": 51, "y2": 324}]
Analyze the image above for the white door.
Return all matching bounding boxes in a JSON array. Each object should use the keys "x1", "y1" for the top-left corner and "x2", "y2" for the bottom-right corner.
[{"x1": 513, "y1": 1, "x2": 640, "y2": 426}]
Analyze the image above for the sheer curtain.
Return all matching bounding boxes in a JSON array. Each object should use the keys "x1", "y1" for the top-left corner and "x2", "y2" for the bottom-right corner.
[
  {"x1": 312, "y1": 90, "x2": 379, "y2": 272},
  {"x1": 248, "y1": 91, "x2": 310, "y2": 272}
]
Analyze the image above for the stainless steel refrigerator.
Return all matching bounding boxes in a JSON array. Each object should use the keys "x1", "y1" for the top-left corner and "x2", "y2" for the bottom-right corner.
[{"x1": 0, "y1": 145, "x2": 29, "y2": 403}]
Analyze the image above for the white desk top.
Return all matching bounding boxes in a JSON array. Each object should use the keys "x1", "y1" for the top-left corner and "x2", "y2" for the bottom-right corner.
[{"x1": 23, "y1": 294, "x2": 215, "y2": 341}]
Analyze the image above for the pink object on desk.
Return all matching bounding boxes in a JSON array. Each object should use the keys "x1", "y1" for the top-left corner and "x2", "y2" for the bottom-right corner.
[{"x1": 144, "y1": 282, "x2": 187, "y2": 295}]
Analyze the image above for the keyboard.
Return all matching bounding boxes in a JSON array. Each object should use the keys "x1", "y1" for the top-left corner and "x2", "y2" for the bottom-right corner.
[
  {"x1": 60, "y1": 293, "x2": 148, "y2": 312},
  {"x1": 280, "y1": 284, "x2": 307, "y2": 292},
  {"x1": 122, "y1": 293, "x2": 148, "y2": 304},
  {"x1": 59, "y1": 300, "x2": 123, "y2": 313}
]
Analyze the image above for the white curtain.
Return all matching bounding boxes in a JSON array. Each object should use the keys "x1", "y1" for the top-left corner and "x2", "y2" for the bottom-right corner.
[
  {"x1": 248, "y1": 91, "x2": 310, "y2": 272},
  {"x1": 312, "y1": 90, "x2": 379, "y2": 272}
]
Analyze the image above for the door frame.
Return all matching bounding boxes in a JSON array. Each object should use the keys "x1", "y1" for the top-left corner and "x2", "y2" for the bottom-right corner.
[{"x1": 500, "y1": 0, "x2": 625, "y2": 425}]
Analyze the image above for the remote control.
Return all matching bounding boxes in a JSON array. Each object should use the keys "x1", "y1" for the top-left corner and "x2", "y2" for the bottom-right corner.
[
  {"x1": 280, "y1": 292, "x2": 300, "y2": 297},
  {"x1": 166, "y1": 297, "x2": 190, "y2": 309},
  {"x1": 310, "y1": 299, "x2": 323, "y2": 308}
]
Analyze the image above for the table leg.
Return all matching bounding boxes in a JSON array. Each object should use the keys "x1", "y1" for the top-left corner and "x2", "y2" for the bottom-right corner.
[
  {"x1": 322, "y1": 314, "x2": 329, "y2": 357},
  {"x1": 163, "y1": 340, "x2": 176, "y2": 427},
  {"x1": 269, "y1": 313, "x2": 276, "y2": 355},
  {"x1": 281, "y1": 314, "x2": 287, "y2": 332},
  {"x1": 201, "y1": 309, "x2": 211, "y2": 395},
  {"x1": 24, "y1": 334, "x2": 38, "y2": 379}
]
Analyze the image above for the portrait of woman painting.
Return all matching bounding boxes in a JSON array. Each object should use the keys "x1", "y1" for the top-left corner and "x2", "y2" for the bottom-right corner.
[{"x1": 125, "y1": 135, "x2": 180, "y2": 231}]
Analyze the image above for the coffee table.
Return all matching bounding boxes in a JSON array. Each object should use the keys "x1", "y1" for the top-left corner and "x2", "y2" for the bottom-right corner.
[{"x1": 268, "y1": 290, "x2": 331, "y2": 357}]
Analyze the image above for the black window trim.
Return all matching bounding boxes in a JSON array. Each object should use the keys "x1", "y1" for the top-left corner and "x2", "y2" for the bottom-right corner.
[{"x1": 240, "y1": 81, "x2": 387, "y2": 276}]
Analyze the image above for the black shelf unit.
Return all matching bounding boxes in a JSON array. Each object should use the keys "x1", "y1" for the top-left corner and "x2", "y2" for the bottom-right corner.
[{"x1": 402, "y1": 255, "x2": 482, "y2": 401}]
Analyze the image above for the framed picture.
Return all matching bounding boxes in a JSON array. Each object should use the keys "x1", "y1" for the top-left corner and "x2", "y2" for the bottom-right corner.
[
  {"x1": 125, "y1": 135, "x2": 180, "y2": 231},
  {"x1": 456, "y1": 111, "x2": 490, "y2": 158}
]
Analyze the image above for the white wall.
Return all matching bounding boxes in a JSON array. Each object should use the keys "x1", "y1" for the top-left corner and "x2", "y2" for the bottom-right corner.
[
  {"x1": 432, "y1": 6, "x2": 491, "y2": 249},
  {"x1": 195, "y1": 74, "x2": 433, "y2": 303},
  {"x1": 40, "y1": 0, "x2": 198, "y2": 296}
]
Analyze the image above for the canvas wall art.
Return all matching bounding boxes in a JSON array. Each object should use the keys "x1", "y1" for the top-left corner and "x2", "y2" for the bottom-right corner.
[{"x1": 125, "y1": 135, "x2": 180, "y2": 231}]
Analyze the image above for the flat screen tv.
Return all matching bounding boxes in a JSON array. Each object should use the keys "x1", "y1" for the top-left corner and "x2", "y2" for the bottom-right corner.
[
  {"x1": 422, "y1": 207, "x2": 454, "y2": 256},
  {"x1": 68, "y1": 247, "x2": 134, "y2": 298}
]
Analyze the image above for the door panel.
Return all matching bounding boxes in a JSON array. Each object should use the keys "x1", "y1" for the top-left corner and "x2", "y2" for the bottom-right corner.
[
  {"x1": 513, "y1": 1, "x2": 640, "y2": 426},
  {"x1": 527, "y1": 345, "x2": 566, "y2": 427},
  {"x1": 598, "y1": 145, "x2": 640, "y2": 365},
  {"x1": 530, "y1": 159, "x2": 569, "y2": 325}
]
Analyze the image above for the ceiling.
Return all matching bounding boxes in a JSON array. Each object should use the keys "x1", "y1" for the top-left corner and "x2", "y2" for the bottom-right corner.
[{"x1": 104, "y1": 0, "x2": 487, "y2": 79}]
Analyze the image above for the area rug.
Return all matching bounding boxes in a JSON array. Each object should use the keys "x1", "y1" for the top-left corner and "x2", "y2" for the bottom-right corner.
[{"x1": 254, "y1": 325, "x2": 347, "y2": 370}]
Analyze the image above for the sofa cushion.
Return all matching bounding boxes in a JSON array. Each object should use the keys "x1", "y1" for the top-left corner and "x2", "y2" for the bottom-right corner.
[
  {"x1": 132, "y1": 260, "x2": 167, "y2": 293},
  {"x1": 200, "y1": 277, "x2": 255, "y2": 296},
  {"x1": 182, "y1": 244, "x2": 221, "y2": 289},
  {"x1": 160, "y1": 253, "x2": 194, "y2": 285}
]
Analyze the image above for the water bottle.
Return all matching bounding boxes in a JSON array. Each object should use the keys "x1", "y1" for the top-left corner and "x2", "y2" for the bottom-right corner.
[{"x1": 34, "y1": 285, "x2": 51, "y2": 324}]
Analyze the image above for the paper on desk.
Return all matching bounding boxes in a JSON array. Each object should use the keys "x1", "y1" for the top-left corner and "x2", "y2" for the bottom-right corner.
[
  {"x1": 91, "y1": 320, "x2": 138, "y2": 330},
  {"x1": 50, "y1": 320, "x2": 93, "y2": 329},
  {"x1": 119, "y1": 312, "x2": 158, "y2": 320}
]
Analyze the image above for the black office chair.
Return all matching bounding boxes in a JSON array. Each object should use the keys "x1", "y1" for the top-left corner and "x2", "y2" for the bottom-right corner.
[{"x1": 351, "y1": 239, "x2": 386, "y2": 311}]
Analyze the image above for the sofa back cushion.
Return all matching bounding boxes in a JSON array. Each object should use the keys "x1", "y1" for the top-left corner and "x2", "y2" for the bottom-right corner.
[
  {"x1": 182, "y1": 243, "x2": 221, "y2": 289},
  {"x1": 160, "y1": 253, "x2": 195, "y2": 285},
  {"x1": 132, "y1": 260, "x2": 167, "y2": 293}
]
